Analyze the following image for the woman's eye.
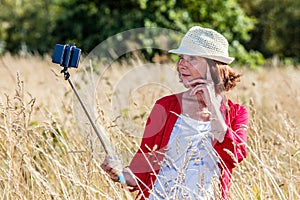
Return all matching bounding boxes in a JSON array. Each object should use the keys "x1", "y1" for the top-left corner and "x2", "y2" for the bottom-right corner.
[{"x1": 190, "y1": 56, "x2": 196, "y2": 61}]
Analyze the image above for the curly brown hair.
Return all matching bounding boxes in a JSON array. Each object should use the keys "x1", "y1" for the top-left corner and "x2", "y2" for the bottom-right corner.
[{"x1": 207, "y1": 59, "x2": 241, "y2": 93}]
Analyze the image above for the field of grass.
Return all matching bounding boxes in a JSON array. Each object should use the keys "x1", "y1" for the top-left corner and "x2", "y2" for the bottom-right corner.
[{"x1": 0, "y1": 54, "x2": 299, "y2": 199}]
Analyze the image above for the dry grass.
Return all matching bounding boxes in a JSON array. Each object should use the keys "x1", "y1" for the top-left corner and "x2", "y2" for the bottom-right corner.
[{"x1": 0, "y1": 54, "x2": 299, "y2": 199}]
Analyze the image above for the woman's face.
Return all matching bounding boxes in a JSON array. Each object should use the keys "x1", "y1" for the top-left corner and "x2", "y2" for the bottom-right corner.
[{"x1": 177, "y1": 55, "x2": 208, "y2": 88}]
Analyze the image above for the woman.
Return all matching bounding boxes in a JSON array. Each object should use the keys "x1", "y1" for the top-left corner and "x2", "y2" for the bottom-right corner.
[{"x1": 101, "y1": 26, "x2": 249, "y2": 200}]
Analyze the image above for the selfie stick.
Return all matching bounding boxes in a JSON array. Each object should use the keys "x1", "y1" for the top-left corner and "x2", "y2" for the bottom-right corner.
[
  {"x1": 52, "y1": 44, "x2": 126, "y2": 185},
  {"x1": 63, "y1": 69, "x2": 111, "y2": 154}
]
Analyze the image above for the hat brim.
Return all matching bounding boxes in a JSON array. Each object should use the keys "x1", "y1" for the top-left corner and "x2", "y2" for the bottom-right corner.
[{"x1": 168, "y1": 48, "x2": 234, "y2": 64}]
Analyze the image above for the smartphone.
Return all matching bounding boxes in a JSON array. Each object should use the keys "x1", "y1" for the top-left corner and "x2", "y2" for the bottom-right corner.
[{"x1": 52, "y1": 44, "x2": 81, "y2": 68}]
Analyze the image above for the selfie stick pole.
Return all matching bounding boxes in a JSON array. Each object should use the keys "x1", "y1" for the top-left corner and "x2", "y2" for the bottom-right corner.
[
  {"x1": 63, "y1": 70, "x2": 111, "y2": 154},
  {"x1": 61, "y1": 68, "x2": 126, "y2": 185}
]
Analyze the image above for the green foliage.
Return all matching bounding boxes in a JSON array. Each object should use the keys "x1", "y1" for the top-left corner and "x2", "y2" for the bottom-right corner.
[
  {"x1": 3, "y1": 0, "x2": 298, "y2": 67},
  {"x1": 0, "y1": 0, "x2": 54, "y2": 54},
  {"x1": 238, "y1": 0, "x2": 300, "y2": 63},
  {"x1": 174, "y1": 0, "x2": 262, "y2": 67},
  {"x1": 178, "y1": 0, "x2": 254, "y2": 40},
  {"x1": 230, "y1": 40, "x2": 265, "y2": 69},
  {"x1": 51, "y1": 0, "x2": 146, "y2": 53}
]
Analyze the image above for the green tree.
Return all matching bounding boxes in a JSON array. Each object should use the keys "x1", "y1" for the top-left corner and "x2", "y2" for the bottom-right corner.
[
  {"x1": 51, "y1": 0, "x2": 145, "y2": 53},
  {"x1": 0, "y1": 0, "x2": 264, "y2": 66},
  {"x1": 137, "y1": 0, "x2": 264, "y2": 67},
  {"x1": 0, "y1": 0, "x2": 54, "y2": 54},
  {"x1": 174, "y1": 0, "x2": 264, "y2": 67},
  {"x1": 239, "y1": 0, "x2": 300, "y2": 63}
]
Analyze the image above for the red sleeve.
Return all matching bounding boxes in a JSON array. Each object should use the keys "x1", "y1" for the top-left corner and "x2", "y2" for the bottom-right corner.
[
  {"x1": 128, "y1": 100, "x2": 169, "y2": 191},
  {"x1": 214, "y1": 102, "x2": 249, "y2": 169},
  {"x1": 214, "y1": 102, "x2": 249, "y2": 199}
]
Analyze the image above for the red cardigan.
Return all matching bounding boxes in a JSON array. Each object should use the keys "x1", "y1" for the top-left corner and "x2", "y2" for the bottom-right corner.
[{"x1": 128, "y1": 93, "x2": 249, "y2": 199}]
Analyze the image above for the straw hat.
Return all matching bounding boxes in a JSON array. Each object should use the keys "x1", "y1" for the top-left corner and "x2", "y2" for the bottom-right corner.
[{"x1": 169, "y1": 26, "x2": 234, "y2": 64}]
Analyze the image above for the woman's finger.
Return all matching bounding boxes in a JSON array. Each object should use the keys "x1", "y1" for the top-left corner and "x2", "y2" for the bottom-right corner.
[
  {"x1": 100, "y1": 163, "x2": 111, "y2": 172},
  {"x1": 188, "y1": 78, "x2": 211, "y2": 87},
  {"x1": 190, "y1": 82, "x2": 213, "y2": 96},
  {"x1": 190, "y1": 84, "x2": 206, "y2": 96},
  {"x1": 206, "y1": 63, "x2": 213, "y2": 82},
  {"x1": 100, "y1": 155, "x2": 124, "y2": 182},
  {"x1": 191, "y1": 85, "x2": 215, "y2": 106},
  {"x1": 109, "y1": 161, "x2": 123, "y2": 173},
  {"x1": 101, "y1": 155, "x2": 110, "y2": 166}
]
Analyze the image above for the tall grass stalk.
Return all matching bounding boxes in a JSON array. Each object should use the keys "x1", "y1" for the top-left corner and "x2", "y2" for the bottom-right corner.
[{"x1": 0, "y1": 55, "x2": 299, "y2": 199}]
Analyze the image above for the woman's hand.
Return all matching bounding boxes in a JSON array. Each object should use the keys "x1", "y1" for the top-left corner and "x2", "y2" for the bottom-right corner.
[
  {"x1": 101, "y1": 154, "x2": 138, "y2": 187},
  {"x1": 101, "y1": 154, "x2": 123, "y2": 182},
  {"x1": 188, "y1": 78, "x2": 217, "y2": 110},
  {"x1": 187, "y1": 63, "x2": 220, "y2": 110},
  {"x1": 187, "y1": 64, "x2": 227, "y2": 143}
]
